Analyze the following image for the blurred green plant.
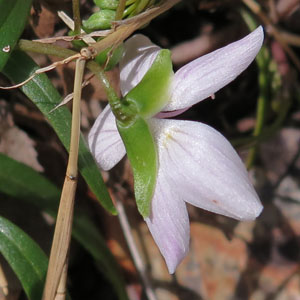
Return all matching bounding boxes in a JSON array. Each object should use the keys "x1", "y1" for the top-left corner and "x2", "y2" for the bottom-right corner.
[
  {"x1": 0, "y1": 216, "x2": 48, "y2": 300},
  {"x1": 0, "y1": 153, "x2": 128, "y2": 300}
]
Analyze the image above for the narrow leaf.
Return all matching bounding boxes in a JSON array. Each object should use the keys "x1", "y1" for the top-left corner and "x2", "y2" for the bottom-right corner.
[
  {"x1": 0, "y1": 0, "x2": 32, "y2": 71},
  {"x1": 0, "y1": 216, "x2": 48, "y2": 300},
  {"x1": 2, "y1": 50, "x2": 116, "y2": 214}
]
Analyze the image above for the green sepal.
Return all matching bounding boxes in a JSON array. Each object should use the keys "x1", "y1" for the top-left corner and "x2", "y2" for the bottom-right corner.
[
  {"x1": 125, "y1": 49, "x2": 173, "y2": 119},
  {"x1": 95, "y1": 43, "x2": 124, "y2": 70},
  {"x1": 117, "y1": 116, "x2": 157, "y2": 217},
  {"x1": 82, "y1": 9, "x2": 115, "y2": 31}
]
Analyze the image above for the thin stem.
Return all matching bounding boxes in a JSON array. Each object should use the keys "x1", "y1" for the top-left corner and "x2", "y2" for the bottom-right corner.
[
  {"x1": 115, "y1": 198, "x2": 158, "y2": 300},
  {"x1": 246, "y1": 46, "x2": 270, "y2": 168},
  {"x1": 42, "y1": 58, "x2": 86, "y2": 300},
  {"x1": 115, "y1": 0, "x2": 127, "y2": 21},
  {"x1": 18, "y1": 39, "x2": 76, "y2": 59},
  {"x1": 72, "y1": 0, "x2": 81, "y2": 34}
]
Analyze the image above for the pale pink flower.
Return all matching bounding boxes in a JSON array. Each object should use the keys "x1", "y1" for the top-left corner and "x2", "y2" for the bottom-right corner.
[{"x1": 89, "y1": 27, "x2": 264, "y2": 273}]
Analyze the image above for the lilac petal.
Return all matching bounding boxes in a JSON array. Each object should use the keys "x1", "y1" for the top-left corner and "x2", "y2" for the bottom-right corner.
[
  {"x1": 120, "y1": 34, "x2": 160, "y2": 96},
  {"x1": 149, "y1": 118, "x2": 263, "y2": 220},
  {"x1": 164, "y1": 26, "x2": 264, "y2": 111},
  {"x1": 88, "y1": 105, "x2": 125, "y2": 171},
  {"x1": 145, "y1": 159, "x2": 189, "y2": 274}
]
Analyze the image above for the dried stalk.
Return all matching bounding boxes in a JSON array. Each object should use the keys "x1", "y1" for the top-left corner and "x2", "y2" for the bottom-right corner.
[{"x1": 42, "y1": 57, "x2": 86, "y2": 300}]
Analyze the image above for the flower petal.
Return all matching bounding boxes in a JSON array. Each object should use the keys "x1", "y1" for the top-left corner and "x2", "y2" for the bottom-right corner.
[
  {"x1": 164, "y1": 26, "x2": 264, "y2": 111},
  {"x1": 88, "y1": 105, "x2": 125, "y2": 171},
  {"x1": 120, "y1": 34, "x2": 160, "y2": 96},
  {"x1": 145, "y1": 161, "x2": 189, "y2": 274},
  {"x1": 149, "y1": 118, "x2": 263, "y2": 220}
]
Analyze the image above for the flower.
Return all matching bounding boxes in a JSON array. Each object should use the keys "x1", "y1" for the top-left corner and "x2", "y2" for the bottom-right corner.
[{"x1": 88, "y1": 27, "x2": 264, "y2": 273}]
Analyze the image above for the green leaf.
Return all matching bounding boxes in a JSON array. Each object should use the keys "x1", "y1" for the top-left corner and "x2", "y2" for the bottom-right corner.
[
  {"x1": 117, "y1": 116, "x2": 157, "y2": 217},
  {"x1": 0, "y1": 216, "x2": 48, "y2": 300},
  {"x1": 0, "y1": 153, "x2": 129, "y2": 300},
  {"x1": 0, "y1": 0, "x2": 32, "y2": 71},
  {"x1": 2, "y1": 50, "x2": 116, "y2": 215},
  {"x1": 125, "y1": 49, "x2": 173, "y2": 119}
]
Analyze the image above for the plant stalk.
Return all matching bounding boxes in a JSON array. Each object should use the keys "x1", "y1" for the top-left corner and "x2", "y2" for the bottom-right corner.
[
  {"x1": 42, "y1": 58, "x2": 86, "y2": 300},
  {"x1": 72, "y1": 0, "x2": 81, "y2": 34}
]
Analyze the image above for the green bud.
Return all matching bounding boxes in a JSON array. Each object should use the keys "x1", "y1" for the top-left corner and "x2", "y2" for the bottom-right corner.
[
  {"x1": 95, "y1": 43, "x2": 124, "y2": 70},
  {"x1": 117, "y1": 116, "x2": 157, "y2": 217},
  {"x1": 94, "y1": 0, "x2": 119, "y2": 10},
  {"x1": 82, "y1": 10, "x2": 115, "y2": 31}
]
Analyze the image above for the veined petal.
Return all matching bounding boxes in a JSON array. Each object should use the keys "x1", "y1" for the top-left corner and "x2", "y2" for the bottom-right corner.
[
  {"x1": 164, "y1": 26, "x2": 264, "y2": 111},
  {"x1": 88, "y1": 105, "x2": 125, "y2": 171},
  {"x1": 145, "y1": 160, "x2": 189, "y2": 274},
  {"x1": 120, "y1": 34, "x2": 160, "y2": 96},
  {"x1": 149, "y1": 118, "x2": 263, "y2": 220}
]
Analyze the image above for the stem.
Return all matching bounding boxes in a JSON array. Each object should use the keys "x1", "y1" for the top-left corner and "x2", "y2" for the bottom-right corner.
[
  {"x1": 246, "y1": 47, "x2": 270, "y2": 168},
  {"x1": 115, "y1": 199, "x2": 158, "y2": 300},
  {"x1": 67, "y1": 58, "x2": 85, "y2": 176},
  {"x1": 18, "y1": 39, "x2": 76, "y2": 58},
  {"x1": 88, "y1": 60, "x2": 138, "y2": 122},
  {"x1": 115, "y1": 0, "x2": 127, "y2": 21},
  {"x1": 42, "y1": 58, "x2": 86, "y2": 300},
  {"x1": 72, "y1": 0, "x2": 81, "y2": 34}
]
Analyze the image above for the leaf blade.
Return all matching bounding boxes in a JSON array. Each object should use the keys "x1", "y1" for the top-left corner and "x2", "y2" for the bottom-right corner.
[
  {"x1": 0, "y1": 0, "x2": 32, "y2": 71},
  {"x1": 0, "y1": 216, "x2": 48, "y2": 300}
]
